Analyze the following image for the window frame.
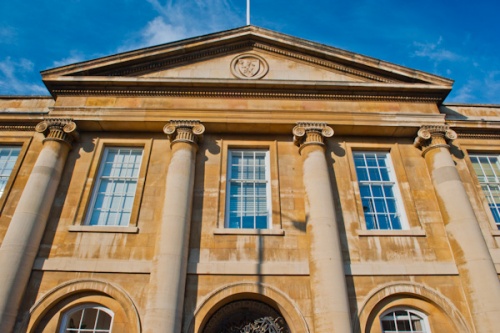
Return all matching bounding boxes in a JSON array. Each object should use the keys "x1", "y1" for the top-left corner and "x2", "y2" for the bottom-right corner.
[
  {"x1": 215, "y1": 140, "x2": 283, "y2": 235},
  {"x1": 71, "y1": 138, "x2": 152, "y2": 233},
  {"x1": 347, "y1": 144, "x2": 423, "y2": 236},
  {"x1": 0, "y1": 136, "x2": 31, "y2": 215},
  {"x1": 461, "y1": 144, "x2": 500, "y2": 233},
  {"x1": 352, "y1": 150, "x2": 409, "y2": 230},
  {"x1": 468, "y1": 153, "x2": 500, "y2": 229},
  {"x1": 59, "y1": 303, "x2": 114, "y2": 333},
  {"x1": 379, "y1": 307, "x2": 431, "y2": 333},
  {"x1": 84, "y1": 147, "x2": 144, "y2": 227},
  {"x1": 225, "y1": 149, "x2": 272, "y2": 229}
]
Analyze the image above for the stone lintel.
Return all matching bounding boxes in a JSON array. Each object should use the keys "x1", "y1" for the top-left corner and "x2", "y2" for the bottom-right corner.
[
  {"x1": 35, "y1": 118, "x2": 78, "y2": 147},
  {"x1": 163, "y1": 120, "x2": 205, "y2": 147},
  {"x1": 413, "y1": 124, "x2": 457, "y2": 157}
]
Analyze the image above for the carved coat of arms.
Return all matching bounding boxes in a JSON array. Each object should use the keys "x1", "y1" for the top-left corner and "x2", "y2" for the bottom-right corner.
[
  {"x1": 231, "y1": 54, "x2": 269, "y2": 79},
  {"x1": 237, "y1": 58, "x2": 261, "y2": 77}
]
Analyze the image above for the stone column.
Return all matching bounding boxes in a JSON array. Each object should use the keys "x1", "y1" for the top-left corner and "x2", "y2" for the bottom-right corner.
[
  {"x1": 415, "y1": 125, "x2": 500, "y2": 333},
  {"x1": 145, "y1": 120, "x2": 204, "y2": 333},
  {"x1": 293, "y1": 122, "x2": 352, "y2": 333},
  {"x1": 0, "y1": 119, "x2": 77, "y2": 332}
]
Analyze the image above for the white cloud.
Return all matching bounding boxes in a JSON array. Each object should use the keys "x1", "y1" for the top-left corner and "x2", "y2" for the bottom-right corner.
[
  {"x1": 0, "y1": 26, "x2": 16, "y2": 44},
  {"x1": 412, "y1": 37, "x2": 462, "y2": 62},
  {"x1": 450, "y1": 71, "x2": 500, "y2": 104},
  {"x1": 52, "y1": 51, "x2": 87, "y2": 67},
  {"x1": 484, "y1": 71, "x2": 500, "y2": 102},
  {"x1": 119, "y1": 0, "x2": 241, "y2": 51},
  {"x1": 0, "y1": 57, "x2": 47, "y2": 95},
  {"x1": 453, "y1": 80, "x2": 477, "y2": 102},
  {"x1": 141, "y1": 17, "x2": 188, "y2": 46}
]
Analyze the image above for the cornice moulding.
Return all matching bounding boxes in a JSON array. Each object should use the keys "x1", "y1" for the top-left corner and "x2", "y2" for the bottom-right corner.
[{"x1": 44, "y1": 77, "x2": 450, "y2": 102}]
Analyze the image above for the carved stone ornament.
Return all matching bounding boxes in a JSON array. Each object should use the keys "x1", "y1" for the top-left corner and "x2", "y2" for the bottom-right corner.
[
  {"x1": 163, "y1": 120, "x2": 205, "y2": 146},
  {"x1": 292, "y1": 122, "x2": 334, "y2": 153},
  {"x1": 230, "y1": 54, "x2": 269, "y2": 80},
  {"x1": 35, "y1": 118, "x2": 78, "y2": 146},
  {"x1": 413, "y1": 125, "x2": 457, "y2": 156},
  {"x1": 203, "y1": 300, "x2": 290, "y2": 333}
]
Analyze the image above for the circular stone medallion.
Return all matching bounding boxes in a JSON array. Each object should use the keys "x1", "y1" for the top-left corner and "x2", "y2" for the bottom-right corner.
[{"x1": 230, "y1": 54, "x2": 269, "y2": 79}]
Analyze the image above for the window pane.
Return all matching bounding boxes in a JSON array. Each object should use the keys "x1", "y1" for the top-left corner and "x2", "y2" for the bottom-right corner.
[
  {"x1": 81, "y1": 308, "x2": 98, "y2": 329},
  {"x1": 87, "y1": 148, "x2": 143, "y2": 227},
  {"x1": 369, "y1": 168, "x2": 381, "y2": 181},
  {"x1": 229, "y1": 213, "x2": 241, "y2": 228},
  {"x1": 96, "y1": 311, "x2": 112, "y2": 329},
  {"x1": 256, "y1": 215, "x2": 268, "y2": 229},
  {"x1": 356, "y1": 167, "x2": 369, "y2": 181},
  {"x1": 242, "y1": 215, "x2": 254, "y2": 228},
  {"x1": 227, "y1": 150, "x2": 270, "y2": 229}
]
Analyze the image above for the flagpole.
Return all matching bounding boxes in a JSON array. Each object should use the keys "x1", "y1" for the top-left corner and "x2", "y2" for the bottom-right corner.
[{"x1": 246, "y1": 0, "x2": 250, "y2": 25}]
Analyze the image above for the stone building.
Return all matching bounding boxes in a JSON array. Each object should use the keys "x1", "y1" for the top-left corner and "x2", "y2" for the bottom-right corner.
[{"x1": 0, "y1": 25, "x2": 499, "y2": 332}]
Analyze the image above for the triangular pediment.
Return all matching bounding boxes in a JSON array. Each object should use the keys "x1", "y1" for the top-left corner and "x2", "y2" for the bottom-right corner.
[
  {"x1": 139, "y1": 49, "x2": 367, "y2": 82},
  {"x1": 41, "y1": 26, "x2": 453, "y2": 101}
]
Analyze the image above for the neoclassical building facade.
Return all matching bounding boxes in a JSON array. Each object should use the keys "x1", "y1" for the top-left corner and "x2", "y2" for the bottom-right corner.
[{"x1": 0, "y1": 25, "x2": 499, "y2": 332}]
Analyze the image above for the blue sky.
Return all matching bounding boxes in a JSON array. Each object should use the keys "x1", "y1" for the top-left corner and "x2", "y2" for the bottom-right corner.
[{"x1": 0, "y1": 0, "x2": 499, "y2": 104}]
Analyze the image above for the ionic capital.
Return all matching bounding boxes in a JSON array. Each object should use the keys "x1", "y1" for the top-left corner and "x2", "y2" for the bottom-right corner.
[
  {"x1": 163, "y1": 120, "x2": 205, "y2": 147},
  {"x1": 293, "y1": 122, "x2": 334, "y2": 153},
  {"x1": 35, "y1": 118, "x2": 78, "y2": 147},
  {"x1": 414, "y1": 125, "x2": 457, "y2": 157}
]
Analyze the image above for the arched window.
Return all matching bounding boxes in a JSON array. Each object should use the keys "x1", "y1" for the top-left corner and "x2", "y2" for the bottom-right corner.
[
  {"x1": 380, "y1": 308, "x2": 430, "y2": 333},
  {"x1": 60, "y1": 304, "x2": 113, "y2": 333}
]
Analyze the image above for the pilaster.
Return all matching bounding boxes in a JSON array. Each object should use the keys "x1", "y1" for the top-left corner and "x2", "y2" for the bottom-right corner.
[{"x1": 293, "y1": 122, "x2": 352, "y2": 333}]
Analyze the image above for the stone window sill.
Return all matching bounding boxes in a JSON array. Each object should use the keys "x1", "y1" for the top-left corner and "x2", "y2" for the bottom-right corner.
[
  {"x1": 68, "y1": 225, "x2": 139, "y2": 233},
  {"x1": 490, "y1": 230, "x2": 500, "y2": 237},
  {"x1": 214, "y1": 228, "x2": 285, "y2": 236},
  {"x1": 357, "y1": 229, "x2": 426, "y2": 237}
]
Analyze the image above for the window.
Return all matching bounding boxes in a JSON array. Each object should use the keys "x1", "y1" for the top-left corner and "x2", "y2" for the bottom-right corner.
[
  {"x1": 380, "y1": 309, "x2": 429, "y2": 333},
  {"x1": 226, "y1": 150, "x2": 271, "y2": 229},
  {"x1": 0, "y1": 146, "x2": 21, "y2": 197},
  {"x1": 354, "y1": 151, "x2": 407, "y2": 230},
  {"x1": 86, "y1": 147, "x2": 144, "y2": 227},
  {"x1": 60, "y1": 304, "x2": 113, "y2": 333},
  {"x1": 470, "y1": 154, "x2": 500, "y2": 228}
]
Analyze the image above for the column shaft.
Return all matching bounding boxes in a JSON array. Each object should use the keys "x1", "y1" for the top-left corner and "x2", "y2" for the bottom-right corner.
[
  {"x1": 0, "y1": 119, "x2": 76, "y2": 332},
  {"x1": 416, "y1": 126, "x2": 500, "y2": 332},
  {"x1": 145, "y1": 121, "x2": 203, "y2": 333},
  {"x1": 294, "y1": 123, "x2": 352, "y2": 332},
  {"x1": 426, "y1": 147, "x2": 500, "y2": 332}
]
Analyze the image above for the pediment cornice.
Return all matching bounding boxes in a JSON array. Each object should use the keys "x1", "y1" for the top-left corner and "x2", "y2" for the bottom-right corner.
[{"x1": 41, "y1": 26, "x2": 454, "y2": 89}]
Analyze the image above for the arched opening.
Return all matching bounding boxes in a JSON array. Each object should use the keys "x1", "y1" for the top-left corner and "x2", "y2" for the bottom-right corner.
[
  {"x1": 24, "y1": 279, "x2": 141, "y2": 333},
  {"x1": 202, "y1": 299, "x2": 291, "y2": 333},
  {"x1": 357, "y1": 282, "x2": 471, "y2": 333}
]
